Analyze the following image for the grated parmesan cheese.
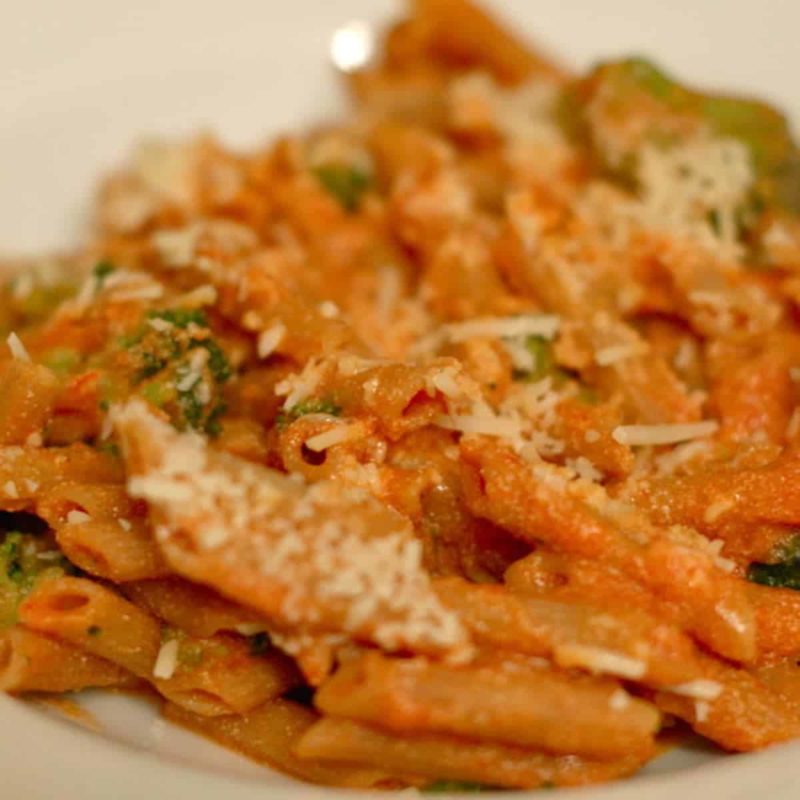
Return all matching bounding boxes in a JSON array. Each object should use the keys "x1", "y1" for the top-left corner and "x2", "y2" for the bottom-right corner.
[
  {"x1": 434, "y1": 414, "x2": 523, "y2": 439},
  {"x1": 257, "y1": 322, "x2": 287, "y2": 359},
  {"x1": 789, "y1": 408, "x2": 800, "y2": 439},
  {"x1": 595, "y1": 342, "x2": 647, "y2": 367},
  {"x1": 444, "y1": 314, "x2": 560, "y2": 344},
  {"x1": 703, "y1": 497, "x2": 735, "y2": 524},
  {"x1": 695, "y1": 700, "x2": 711, "y2": 724},
  {"x1": 6, "y1": 332, "x2": 30, "y2": 363},
  {"x1": 555, "y1": 643, "x2": 647, "y2": 680},
  {"x1": 669, "y1": 679, "x2": 723, "y2": 701},
  {"x1": 636, "y1": 137, "x2": 754, "y2": 259},
  {"x1": 152, "y1": 639, "x2": 180, "y2": 680},
  {"x1": 609, "y1": 688, "x2": 632, "y2": 711},
  {"x1": 304, "y1": 423, "x2": 365, "y2": 453},
  {"x1": 118, "y1": 519, "x2": 132, "y2": 532},
  {"x1": 2, "y1": 481, "x2": 18, "y2": 498},
  {"x1": 66, "y1": 510, "x2": 91, "y2": 524},
  {"x1": 233, "y1": 623, "x2": 269, "y2": 636},
  {"x1": 613, "y1": 420, "x2": 718, "y2": 447},
  {"x1": 318, "y1": 301, "x2": 340, "y2": 319}
]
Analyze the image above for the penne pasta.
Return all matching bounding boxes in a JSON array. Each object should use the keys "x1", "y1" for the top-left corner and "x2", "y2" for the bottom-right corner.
[
  {"x1": 122, "y1": 578, "x2": 265, "y2": 638},
  {"x1": 0, "y1": 627, "x2": 134, "y2": 694},
  {"x1": 297, "y1": 717, "x2": 649, "y2": 789},
  {"x1": 164, "y1": 700, "x2": 394, "y2": 788},
  {"x1": 314, "y1": 652, "x2": 660, "y2": 760}
]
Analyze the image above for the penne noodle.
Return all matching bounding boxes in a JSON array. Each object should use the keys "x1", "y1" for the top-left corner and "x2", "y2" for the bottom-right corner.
[
  {"x1": 19, "y1": 576, "x2": 163, "y2": 677},
  {"x1": 460, "y1": 438, "x2": 757, "y2": 663},
  {"x1": 297, "y1": 717, "x2": 649, "y2": 789},
  {"x1": 164, "y1": 700, "x2": 394, "y2": 788},
  {"x1": 314, "y1": 652, "x2": 660, "y2": 760},
  {"x1": 0, "y1": 627, "x2": 134, "y2": 694},
  {"x1": 122, "y1": 578, "x2": 265, "y2": 638},
  {"x1": 435, "y1": 576, "x2": 703, "y2": 687},
  {"x1": 653, "y1": 657, "x2": 800, "y2": 751},
  {"x1": 53, "y1": 520, "x2": 169, "y2": 583},
  {"x1": 0, "y1": 360, "x2": 59, "y2": 446},
  {"x1": 154, "y1": 634, "x2": 301, "y2": 716},
  {"x1": 19, "y1": 577, "x2": 299, "y2": 716}
]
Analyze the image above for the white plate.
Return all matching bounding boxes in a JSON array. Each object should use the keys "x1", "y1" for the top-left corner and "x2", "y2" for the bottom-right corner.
[{"x1": 1, "y1": 1, "x2": 799, "y2": 797}]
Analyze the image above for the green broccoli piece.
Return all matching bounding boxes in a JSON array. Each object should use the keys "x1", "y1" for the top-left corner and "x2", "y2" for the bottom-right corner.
[
  {"x1": 747, "y1": 535, "x2": 800, "y2": 590},
  {"x1": 513, "y1": 336, "x2": 555, "y2": 383},
  {"x1": 313, "y1": 165, "x2": 372, "y2": 213},
  {"x1": 147, "y1": 308, "x2": 208, "y2": 329},
  {"x1": 92, "y1": 260, "x2": 116, "y2": 286}
]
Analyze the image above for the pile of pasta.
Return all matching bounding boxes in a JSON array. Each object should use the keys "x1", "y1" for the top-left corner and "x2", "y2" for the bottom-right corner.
[{"x1": 4, "y1": 0, "x2": 800, "y2": 791}]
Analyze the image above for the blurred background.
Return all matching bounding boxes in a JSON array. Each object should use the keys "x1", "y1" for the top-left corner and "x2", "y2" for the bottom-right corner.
[{"x1": 1, "y1": 0, "x2": 797, "y2": 252}]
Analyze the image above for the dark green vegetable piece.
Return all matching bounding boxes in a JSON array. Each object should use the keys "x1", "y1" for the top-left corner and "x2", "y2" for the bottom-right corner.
[
  {"x1": 87, "y1": 625, "x2": 103, "y2": 637},
  {"x1": 147, "y1": 308, "x2": 208, "y2": 329},
  {"x1": 747, "y1": 535, "x2": 800, "y2": 590},
  {"x1": 1, "y1": 533, "x2": 24, "y2": 584},
  {"x1": 92, "y1": 260, "x2": 116, "y2": 286},
  {"x1": 575, "y1": 57, "x2": 800, "y2": 214},
  {"x1": 313, "y1": 165, "x2": 372, "y2": 213}
]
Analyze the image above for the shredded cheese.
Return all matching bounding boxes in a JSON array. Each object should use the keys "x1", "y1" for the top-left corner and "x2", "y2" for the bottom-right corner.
[
  {"x1": 670, "y1": 679, "x2": 723, "y2": 701},
  {"x1": 6, "y1": 332, "x2": 31, "y2": 363},
  {"x1": 703, "y1": 497, "x2": 735, "y2": 524},
  {"x1": 445, "y1": 314, "x2": 560, "y2": 344},
  {"x1": 612, "y1": 421, "x2": 719, "y2": 447},
  {"x1": 152, "y1": 639, "x2": 180, "y2": 680},
  {"x1": 609, "y1": 688, "x2": 632, "y2": 711},
  {"x1": 555, "y1": 644, "x2": 647, "y2": 680},
  {"x1": 304, "y1": 423, "x2": 365, "y2": 453},
  {"x1": 257, "y1": 322, "x2": 287, "y2": 359},
  {"x1": 434, "y1": 414, "x2": 523, "y2": 439},
  {"x1": 595, "y1": 342, "x2": 647, "y2": 367}
]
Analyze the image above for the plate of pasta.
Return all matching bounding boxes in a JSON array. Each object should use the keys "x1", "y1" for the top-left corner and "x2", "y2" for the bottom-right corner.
[{"x1": 3, "y1": 0, "x2": 800, "y2": 797}]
